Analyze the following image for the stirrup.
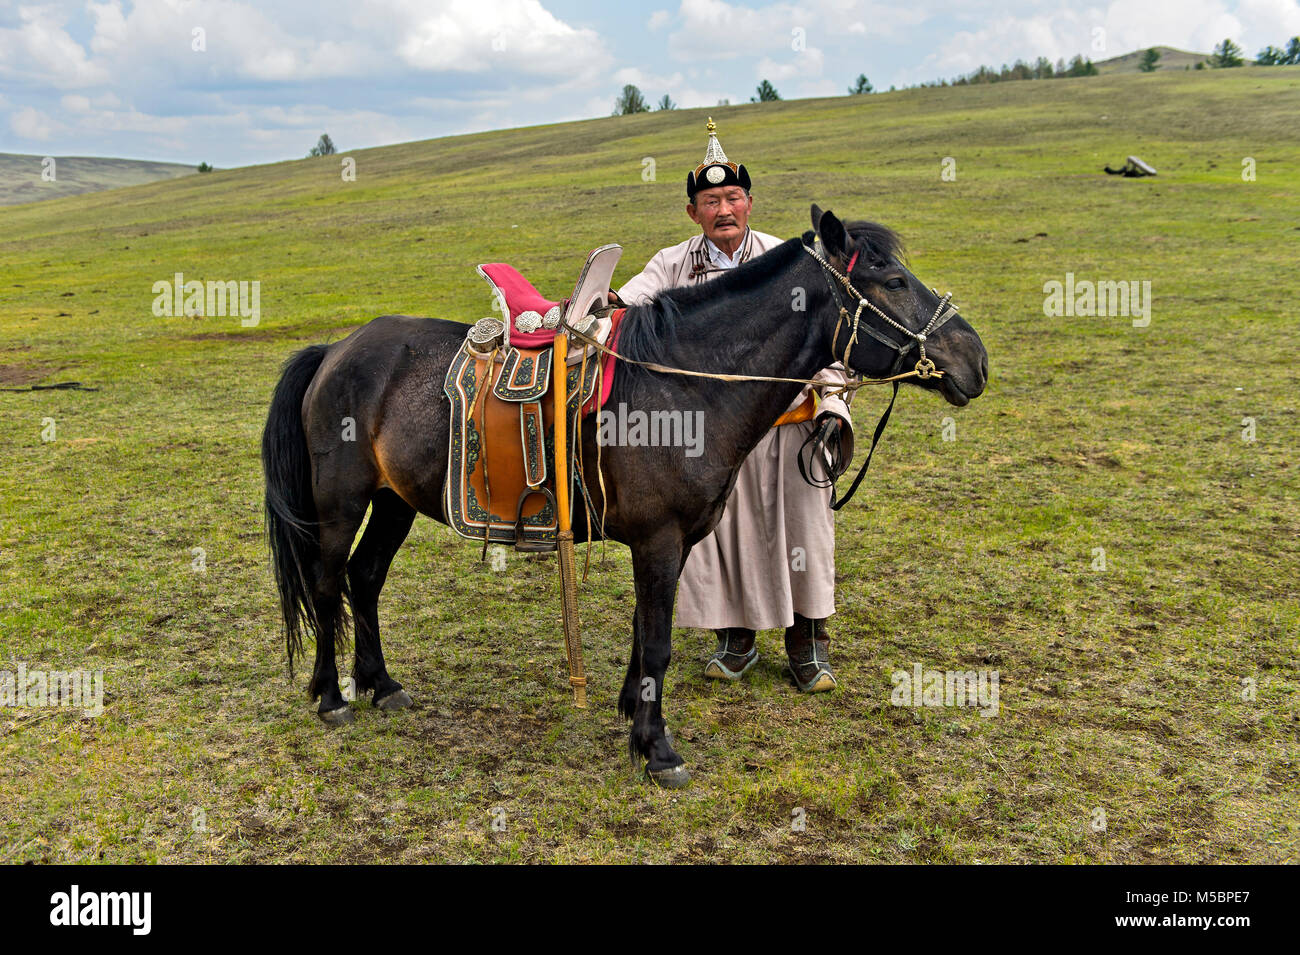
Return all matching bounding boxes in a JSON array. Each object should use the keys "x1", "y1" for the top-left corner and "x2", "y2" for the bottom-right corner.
[{"x1": 514, "y1": 486, "x2": 557, "y2": 552}]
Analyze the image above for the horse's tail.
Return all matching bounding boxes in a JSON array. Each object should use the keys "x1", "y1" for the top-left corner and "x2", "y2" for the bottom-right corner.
[{"x1": 262, "y1": 344, "x2": 329, "y2": 676}]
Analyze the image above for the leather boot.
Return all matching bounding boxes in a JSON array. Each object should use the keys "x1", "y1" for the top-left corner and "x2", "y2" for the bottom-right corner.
[
  {"x1": 704, "y1": 628, "x2": 758, "y2": 681},
  {"x1": 785, "y1": 614, "x2": 836, "y2": 692}
]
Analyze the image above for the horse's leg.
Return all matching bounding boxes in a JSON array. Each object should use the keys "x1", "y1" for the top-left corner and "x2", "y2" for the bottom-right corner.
[
  {"x1": 349, "y1": 488, "x2": 417, "y2": 710},
  {"x1": 309, "y1": 501, "x2": 367, "y2": 726},
  {"x1": 628, "y1": 530, "x2": 689, "y2": 787},
  {"x1": 619, "y1": 545, "x2": 690, "y2": 720},
  {"x1": 617, "y1": 616, "x2": 643, "y2": 721}
]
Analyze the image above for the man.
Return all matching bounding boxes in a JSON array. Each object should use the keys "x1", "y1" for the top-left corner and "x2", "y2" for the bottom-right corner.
[{"x1": 616, "y1": 119, "x2": 855, "y2": 692}]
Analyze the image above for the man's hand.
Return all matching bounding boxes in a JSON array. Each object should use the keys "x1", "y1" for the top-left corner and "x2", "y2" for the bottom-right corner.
[{"x1": 607, "y1": 288, "x2": 625, "y2": 308}]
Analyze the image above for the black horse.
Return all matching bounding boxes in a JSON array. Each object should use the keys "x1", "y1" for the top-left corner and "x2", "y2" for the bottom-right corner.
[{"x1": 262, "y1": 205, "x2": 987, "y2": 786}]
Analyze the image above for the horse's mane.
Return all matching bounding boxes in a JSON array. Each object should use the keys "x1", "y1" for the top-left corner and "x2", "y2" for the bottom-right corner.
[
  {"x1": 841, "y1": 220, "x2": 906, "y2": 267},
  {"x1": 615, "y1": 221, "x2": 906, "y2": 368},
  {"x1": 617, "y1": 237, "x2": 804, "y2": 367}
]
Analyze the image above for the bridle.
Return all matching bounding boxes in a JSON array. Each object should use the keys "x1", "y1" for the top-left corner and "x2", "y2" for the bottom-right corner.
[
  {"x1": 803, "y1": 238, "x2": 960, "y2": 381},
  {"x1": 798, "y1": 237, "x2": 962, "y2": 509},
  {"x1": 558, "y1": 235, "x2": 967, "y2": 510}
]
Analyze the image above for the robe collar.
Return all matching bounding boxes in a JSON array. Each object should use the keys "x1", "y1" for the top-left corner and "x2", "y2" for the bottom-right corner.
[{"x1": 688, "y1": 227, "x2": 755, "y2": 282}]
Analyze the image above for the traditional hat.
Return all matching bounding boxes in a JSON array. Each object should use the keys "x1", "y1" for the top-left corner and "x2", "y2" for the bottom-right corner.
[{"x1": 686, "y1": 117, "x2": 751, "y2": 199}]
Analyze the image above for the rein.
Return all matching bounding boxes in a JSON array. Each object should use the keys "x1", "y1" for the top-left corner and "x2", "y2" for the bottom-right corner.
[{"x1": 561, "y1": 242, "x2": 961, "y2": 509}]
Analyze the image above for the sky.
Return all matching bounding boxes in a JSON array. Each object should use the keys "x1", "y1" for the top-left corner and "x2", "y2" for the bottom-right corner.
[{"x1": 2, "y1": 0, "x2": 1299, "y2": 167}]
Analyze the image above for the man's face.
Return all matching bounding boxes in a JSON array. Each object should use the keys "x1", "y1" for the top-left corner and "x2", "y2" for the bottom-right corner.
[{"x1": 687, "y1": 185, "x2": 752, "y2": 246}]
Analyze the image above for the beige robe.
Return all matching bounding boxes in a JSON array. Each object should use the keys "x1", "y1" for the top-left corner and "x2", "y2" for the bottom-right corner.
[{"x1": 618, "y1": 229, "x2": 855, "y2": 631}]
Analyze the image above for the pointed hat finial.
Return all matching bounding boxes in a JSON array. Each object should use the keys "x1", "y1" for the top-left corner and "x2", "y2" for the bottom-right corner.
[
  {"x1": 701, "y1": 117, "x2": 728, "y2": 166},
  {"x1": 686, "y1": 116, "x2": 751, "y2": 198}
]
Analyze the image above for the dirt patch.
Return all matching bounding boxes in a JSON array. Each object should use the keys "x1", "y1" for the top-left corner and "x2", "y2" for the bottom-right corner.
[{"x1": 0, "y1": 362, "x2": 48, "y2": 387}]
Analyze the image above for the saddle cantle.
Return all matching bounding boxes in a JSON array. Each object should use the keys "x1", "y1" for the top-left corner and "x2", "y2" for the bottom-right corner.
[
  {"x1": 478, "y1": 243, "x2": 622, "y2": 348},
  {"x1": 445, "y1": 245, "x2": 623, "y2": 551}
]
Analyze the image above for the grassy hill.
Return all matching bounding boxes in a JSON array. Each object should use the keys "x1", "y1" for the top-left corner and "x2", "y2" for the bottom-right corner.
[
  {"x1": 0, "y1": 153, "x2": 198, "y2": 207},
  {"x1": 1095, "y1": 45, "x2": 1217, "y2": 72},
  {"x1": 1, "y1": 68, "x2": 1297, "y2": 863}
]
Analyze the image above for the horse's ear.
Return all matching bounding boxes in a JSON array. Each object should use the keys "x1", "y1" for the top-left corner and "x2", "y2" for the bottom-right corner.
[
  {"x1": 816, "y1": 207, "x2": 850, "y2": 263},
  {"x1": 810, "y1": 203, "x2": 825, "y2": 231}
]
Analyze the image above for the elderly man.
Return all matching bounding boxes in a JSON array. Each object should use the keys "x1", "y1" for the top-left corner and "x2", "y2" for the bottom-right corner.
[{"x1": 615, "y1": 119, "x2": 855, "y2": 692}]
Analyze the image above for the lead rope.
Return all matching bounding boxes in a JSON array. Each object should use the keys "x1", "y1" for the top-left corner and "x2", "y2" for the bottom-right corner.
[{"x1": 560, "y1": 320, "x2": 935, "y2": 397}]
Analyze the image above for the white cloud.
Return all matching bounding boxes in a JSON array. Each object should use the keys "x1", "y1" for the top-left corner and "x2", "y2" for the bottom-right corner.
[
  {"x1": 613, "y1": 67, "x2": 687, "y2": 90},
  {"x1": 1231, "y1": 0, "x2": 1300, "y2": 49},
  {"x1": 10, "y1": 106, "x2": 63, "y2": 141},
  {"x1": 0, "y1": 6, "x2": 110, "y2": 88},
  {"x1": 667, "y1": 0, "x2": 798, "y2": 61},
  {"x1": 756, "y1": 47, "x2": 825, "y2": 83},
  {"x1": 664, "y1": 0, "x2": 927, "y2": 62},
  {"x1": 390, "y1": 0, "x2": 610, "y2": 79},
  {"x1": 2, "y1": 0, "x2": 1296, "y2": 168}
]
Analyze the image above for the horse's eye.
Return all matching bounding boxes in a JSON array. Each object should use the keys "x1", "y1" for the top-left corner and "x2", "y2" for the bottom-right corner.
[{"x1": 885, "y1": 277, "x2": 907, "y2": 291}]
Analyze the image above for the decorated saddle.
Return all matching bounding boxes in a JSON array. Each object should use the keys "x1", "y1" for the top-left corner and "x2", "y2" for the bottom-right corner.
[{"x1": 443, "y1": 245, "x2": 622, "y2": 550}]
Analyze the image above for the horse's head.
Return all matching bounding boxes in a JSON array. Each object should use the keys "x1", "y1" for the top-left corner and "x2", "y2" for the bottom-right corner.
[{"x1": 808, "y1": 204, "x2": 987, "y2": 406}]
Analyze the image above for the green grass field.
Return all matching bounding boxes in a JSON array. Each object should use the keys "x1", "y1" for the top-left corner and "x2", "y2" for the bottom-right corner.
[{"x1": 1, "y1": 68, "x2": 1297, "y2": 863}]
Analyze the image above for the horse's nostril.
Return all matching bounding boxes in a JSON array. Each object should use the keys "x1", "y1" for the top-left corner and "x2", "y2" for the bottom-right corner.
[{"x1": 980, "y1": 352, "x2": 988, "y2": 381}]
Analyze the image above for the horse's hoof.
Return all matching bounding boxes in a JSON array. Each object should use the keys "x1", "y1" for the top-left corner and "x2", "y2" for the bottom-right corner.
[
  {"x1": 318, "y1": 705, "x2": 355, "y2": 726},
  {"x1": 375, "y1": 689, "x2": 412, "y2": 711},
  {"x1": 648, "y1": 764, "x2": 691, "y2": 789}
]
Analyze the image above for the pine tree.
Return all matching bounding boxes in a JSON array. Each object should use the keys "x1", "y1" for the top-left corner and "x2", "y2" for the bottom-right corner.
[
  {"x1": 751, "y1": 80, "x2": 781, "y2": 102},
  {"x1": 1139, "y1": 48, "x2": 1161, "y2": 72},
  {"x1": 308, "y1": 134, "x2": 335, "y2": 157},
  {"x1": 1211, "y1": 38, "x2": 1244, "y2": 68},
  {"x1": 613, "y1": 85, "x2": 650, "y2": 115},
  {"x1": 848, "y1": 74, "x2": 873, "y2": 94}
]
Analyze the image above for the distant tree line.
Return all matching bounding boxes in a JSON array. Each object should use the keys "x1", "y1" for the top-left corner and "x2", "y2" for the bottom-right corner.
[
  {"x1": 1200, "y1": 37, "x2": 1298, "y2": 69},
  {"x1": 916, "y1": 54, "x2": 1099, "y2": 89},
  {"x1": 609, "y1": 35, "x2": 1299, "y2": 119},
  {"x1": 1254, "y1": 36, "x2": 1300, "y2": 65},
  {"x1": 613, "y1": 80, "x2": 783, "y2": 115},
  {"x1": 613, "y1": 86, "x2": 678, "y2": 114}
]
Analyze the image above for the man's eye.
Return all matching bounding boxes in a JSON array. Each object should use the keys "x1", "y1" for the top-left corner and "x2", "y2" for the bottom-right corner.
[{"x1": 885, "y1": 277, "x2": 907, "y2": 291}]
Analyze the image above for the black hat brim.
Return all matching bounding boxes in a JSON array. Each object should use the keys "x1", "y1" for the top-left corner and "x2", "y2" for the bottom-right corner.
[{"x1": 687, "y1": 163, "x2": 750, "y2": 198}]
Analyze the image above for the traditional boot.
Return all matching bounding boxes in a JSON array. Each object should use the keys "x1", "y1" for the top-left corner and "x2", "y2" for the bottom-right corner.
[
  {"x1": 785, "y1": 614, "x2": 836, "y2": 692},
  {"x1": 704, "y1": 627, "x2": 758, "y2": 681}
]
